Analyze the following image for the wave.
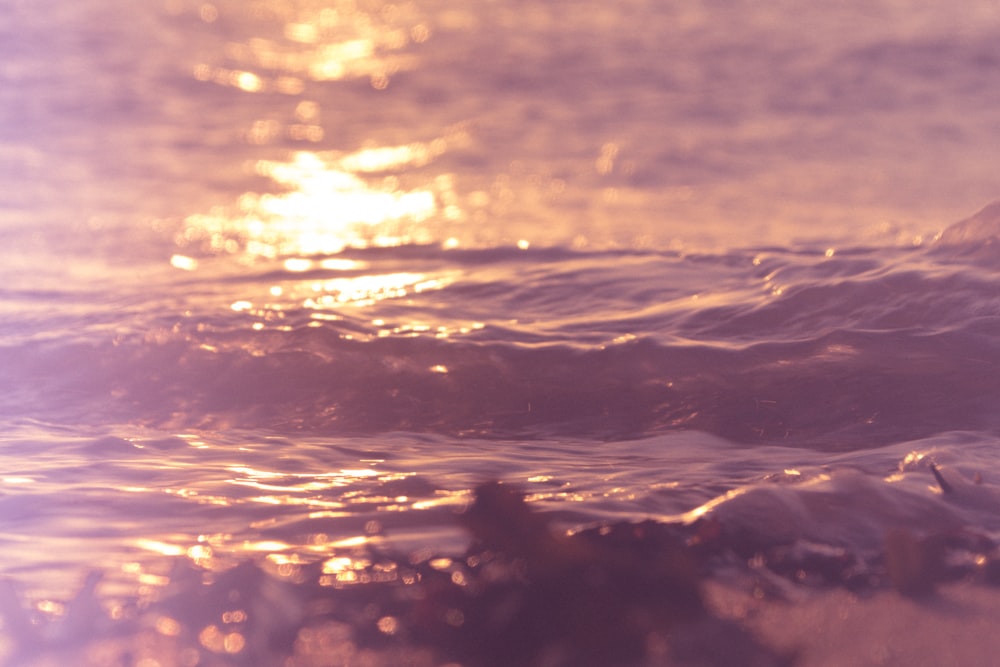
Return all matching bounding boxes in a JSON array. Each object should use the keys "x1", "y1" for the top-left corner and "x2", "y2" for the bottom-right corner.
[
  {"x1": 933, "y1": 199, "x2": 1000, "y2": 259},
  {"x1": 3, "y1": 220, "x2": 997, "y2": 447},
  {"x1": 3, "y1": 326, "x2": 995, "y2": 446}
]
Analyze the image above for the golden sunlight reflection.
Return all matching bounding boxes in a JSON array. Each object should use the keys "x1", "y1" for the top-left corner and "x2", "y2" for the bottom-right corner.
[
  {"x1": 170, "y1": 254, "x2": 198, "y2": 271},
  {"x1": 409, "y1": 490, "x2": 469, "y2": 511},
  {"x1": 226, "y1": 465, "x2": 378, "y2": 492},
  {"x1": 1, "y1": 477, "x2": 34, "y2": 485},
  {"x1": 135, "y1": 539, "x2": 188, "y2": 557},
  {"x1": 303, "y1": 271, "x2": 456, "y2": 309},
  {"x1": 191, "y1": 0, "x2": 429, "y2": 96},
  {"x1": 225, "y1": 265, "x2": 470, "y2": 337},
  {"x1": 680, "y1": 487, "x2": 752, "y2": 524},
  {"x1": 119, "y1": 458, "x2": 472, "y2": 590},
  {"x1": 322, "y1": 556, "x2": 355, "y2": 573},
  {"x1": 240, "y1": 540, "x2": 293, "y2": 553},
  {"x1": 328, "y1": 536, "x2": 369, "y2": 549},
  {"x1": 178, "y1": 136, "x2": 467, "y2": 258},
  {"x1": 175, "y1": 433, "x2": 211, "y2": 449}
]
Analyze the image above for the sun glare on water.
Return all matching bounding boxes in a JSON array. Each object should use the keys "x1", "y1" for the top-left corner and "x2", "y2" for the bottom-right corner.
[
  {"x1": 188, "y1": 0, "x2": 430, "y2": 93},
  {"x1": 178, "y1": 143, "x2": 465, "y2": 259},
  {"x1": 177, "y1": 0, "x2": 467, "y2": 261},
  {"x1": 174, "y1": 1, "x2": 474, "y2": 339}
]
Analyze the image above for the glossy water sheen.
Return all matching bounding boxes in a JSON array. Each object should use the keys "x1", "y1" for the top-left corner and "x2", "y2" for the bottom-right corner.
[{"x1": 2, "y1": 0, "x2": 1000, "y2": 664}]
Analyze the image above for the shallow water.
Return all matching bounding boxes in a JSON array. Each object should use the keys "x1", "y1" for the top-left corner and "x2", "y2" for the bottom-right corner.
[{"x1": 2, "y1": 0, "x2": 1000, "y2": 664}]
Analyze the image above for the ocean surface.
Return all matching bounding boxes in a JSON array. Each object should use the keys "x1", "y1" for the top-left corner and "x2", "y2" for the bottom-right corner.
[{"x1": 2, "y1": 0, "x2": 1000, "y2": 665}]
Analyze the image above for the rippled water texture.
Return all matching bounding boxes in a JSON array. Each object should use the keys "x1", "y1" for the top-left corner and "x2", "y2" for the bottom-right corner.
[{"x1": 2, "y1": 0, "x2": 1000, "y2": 665}]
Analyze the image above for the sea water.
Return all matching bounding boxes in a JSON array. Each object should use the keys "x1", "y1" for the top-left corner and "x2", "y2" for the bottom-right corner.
[{"x1": 2, "y1": 0, "x2": 1000, "y2": 665}]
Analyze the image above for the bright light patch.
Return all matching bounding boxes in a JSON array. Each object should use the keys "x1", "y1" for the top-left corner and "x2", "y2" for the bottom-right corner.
[
  {"x1": 329, "y1": 535, "x2": 368, "y2": 548},
  {"x1": 320, "y1": 258, "x2": 366, "y2": 270},
  {"x1": 240, "y1": 540, "x2": 292, "y2": 552},
  {"x1": 234, "y1": 71, "x2": 263, "y2": 92},
  {"x1": 284, "y1": 258, "x2": 313, "y2": 272},
  {"x1": 323, "y1": 557, "x2": 354, "y2": 573},
  {"x1": 136, "y1": 539, "x2": 187, "y2": 557},
  {"x1": 170, "y1": 254, "x2": 199, "y2": 271},
  {"x1": 377, "y1": 616, "x2": 399, "y2": 635},
  {"x1": 178, "y1": 128, "x2": 468, "y2": 260}
]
